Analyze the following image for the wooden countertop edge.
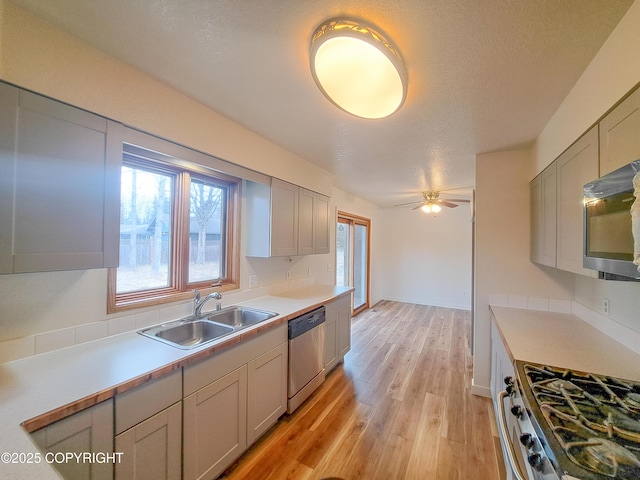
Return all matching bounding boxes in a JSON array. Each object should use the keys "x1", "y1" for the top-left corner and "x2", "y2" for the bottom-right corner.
[{"x1": 20, "y1": 290, "x2": 352, "y2": 433}]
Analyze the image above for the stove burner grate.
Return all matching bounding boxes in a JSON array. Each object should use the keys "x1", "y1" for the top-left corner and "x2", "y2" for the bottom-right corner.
[{"x1": 522, "y1": 364, "x2": 640, "y2": 479}]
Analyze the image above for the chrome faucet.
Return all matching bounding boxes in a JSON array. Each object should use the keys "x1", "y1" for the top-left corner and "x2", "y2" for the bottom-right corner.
[{"x1": 193, "y1": 289, "x2": 223, "y2": 317}]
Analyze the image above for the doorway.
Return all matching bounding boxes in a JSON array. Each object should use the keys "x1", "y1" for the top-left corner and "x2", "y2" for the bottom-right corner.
[{"x1": 336, "y1": 211, "x2": 370, "y2": 315}]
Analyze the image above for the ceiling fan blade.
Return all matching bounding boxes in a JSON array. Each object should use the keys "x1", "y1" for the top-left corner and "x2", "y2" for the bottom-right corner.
[
  {"x1": 411, "y1": 203, "x2": 426, "y2": 210},
  {"x1": 439, "y1": 201, "x2": 459, "y2": 208},
  {"x1": 394, "y1": 200, "x2": 424, "y2": 207},
  {"x1": 442, "y1": 198, "x2": 470, "y2": 203}
]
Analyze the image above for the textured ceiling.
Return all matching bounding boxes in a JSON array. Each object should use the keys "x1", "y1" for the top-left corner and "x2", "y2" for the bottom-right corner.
[{"x1": 12, "y1": 0, "x2": 634, "y2": 207}]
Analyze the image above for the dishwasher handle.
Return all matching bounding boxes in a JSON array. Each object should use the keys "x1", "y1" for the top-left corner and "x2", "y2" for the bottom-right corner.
[{"x1": 288, "y1": 306, "x2": 325, "y2": 340}]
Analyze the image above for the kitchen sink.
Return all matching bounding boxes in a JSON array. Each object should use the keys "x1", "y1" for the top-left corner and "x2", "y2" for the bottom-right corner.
[
  {"x1": 139, "y1": 318, "x2": 234, "y2": 349},
  {"x1": 206, "y1": 306, "x2": 278, "y2": 328},
  {"x1": 138, "y1": 306, "x2": 278, "y2": 349}
]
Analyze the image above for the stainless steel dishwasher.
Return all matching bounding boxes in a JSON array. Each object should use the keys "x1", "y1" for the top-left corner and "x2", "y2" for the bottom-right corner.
[{"x1": 287, "y1": 306, "x2": 326, "y2": 413}]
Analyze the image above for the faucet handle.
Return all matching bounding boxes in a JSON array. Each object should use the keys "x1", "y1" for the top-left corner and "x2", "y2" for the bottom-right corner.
[{"x1": 193, "y1": 289, "x2": 200, "y2": 302}]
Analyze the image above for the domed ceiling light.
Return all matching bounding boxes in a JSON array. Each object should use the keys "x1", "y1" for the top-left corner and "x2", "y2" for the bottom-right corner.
[{"x1": 309, "y1": 18, "x2": 407, "y2": 119}]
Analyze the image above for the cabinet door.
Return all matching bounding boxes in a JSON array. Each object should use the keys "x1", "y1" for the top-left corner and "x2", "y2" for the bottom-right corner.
[
  {"x1": 184, "y1": 365, "x2": 248, "y2": 480},
  {"x1": 31, "y1": 400, "x2": 113, "y2": 480},
  {"x1": 323, "y1": 317, "x2": 338, "y2": 372},
  {"x1": 314, "y1": 194, "x2": 330, "y2": 254},
  {"x1": 599, "y1": 87, "x2": 640, "y2": 176},
  {"x1": 337, "y1": 305, "x2": 352, "y2": 359},
  {"x1": 0, "y1": 82, "x2": 121, "y2": 273},
  {"x1": 270, "y1": 178, "x2": 298, "y2": 257},
  {"x1": 115, "y1": 402, "x2": 182, "y2": 480},
  {"x1": 247, "y1": 343, "x2": 287, "y2": 444},
  {"x1": 0, "y1": 82, "x2": 17, "y2": 273},
  {"x1": 530, "y1": 175, "x2": 542, "y2": 264},
  {"x1": 530, "y1": 163, "x2": 557, "y2": 267},
  {"x1": 557, "y1": 126, "x2": 599, "y2": 277},
  {"x1": 298, "y1": 188, "x2": 315, "y2": 255}
]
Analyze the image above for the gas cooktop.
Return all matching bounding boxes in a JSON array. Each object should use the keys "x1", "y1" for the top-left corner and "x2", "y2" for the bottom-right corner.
[{"x1": 516, "y1": 362, "x2": 640, "y2": 479}]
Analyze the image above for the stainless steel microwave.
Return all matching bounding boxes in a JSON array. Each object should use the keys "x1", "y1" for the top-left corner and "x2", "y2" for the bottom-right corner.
[{"x1": 583, "y1": 160, "x2": 640, "y2": 280}]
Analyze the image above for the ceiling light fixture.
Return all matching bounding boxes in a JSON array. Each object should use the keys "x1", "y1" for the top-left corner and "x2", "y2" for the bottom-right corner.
[
  {"x1": 309, "y1": 18, "x2": 407, "y2": 119},
  {"x1": 421, "y1": 203, "x2": 441, "y2": 214}
]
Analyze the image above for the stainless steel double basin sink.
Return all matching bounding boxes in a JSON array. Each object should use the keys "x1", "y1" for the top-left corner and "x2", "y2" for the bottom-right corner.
[{"x1": 138, "y1": 306, "x2": 278, "y2": 349}]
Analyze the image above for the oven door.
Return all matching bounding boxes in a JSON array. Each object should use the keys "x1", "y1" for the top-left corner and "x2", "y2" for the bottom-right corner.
[{"x1": 497, "y1": 391, "x2": 560, "y2": 480}]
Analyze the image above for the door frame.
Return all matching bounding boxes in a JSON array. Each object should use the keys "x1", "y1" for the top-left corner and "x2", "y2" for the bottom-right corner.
[{"x1": 336, "y1": 211, "x2": 371, "y2": 316}]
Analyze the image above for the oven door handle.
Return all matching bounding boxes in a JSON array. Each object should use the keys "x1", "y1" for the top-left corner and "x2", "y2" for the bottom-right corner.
[{"x1": 497, "y1": 390, "x2": 529, "y2": 480}]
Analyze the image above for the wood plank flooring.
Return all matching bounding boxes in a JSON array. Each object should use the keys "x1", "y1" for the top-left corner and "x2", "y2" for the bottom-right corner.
[{"x1": 221, "y1": 301, "x2": 506, "y2": 480}]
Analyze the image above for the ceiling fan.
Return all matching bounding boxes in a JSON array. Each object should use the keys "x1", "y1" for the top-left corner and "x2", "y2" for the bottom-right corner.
[{"x1": 394, "y1": 191, "x2": 471, "y2": 213}]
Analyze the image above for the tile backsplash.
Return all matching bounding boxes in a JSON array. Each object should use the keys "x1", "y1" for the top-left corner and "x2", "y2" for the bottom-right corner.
[
  {"x1": 489, "y1": 294, "x2": 640, "y2": 356},
  {"x1": 0, "y1": 277, "x2": 313, "y2": 364},
  {"x1": 488, "y1": 294, "x2": 572, "y2": 313}
]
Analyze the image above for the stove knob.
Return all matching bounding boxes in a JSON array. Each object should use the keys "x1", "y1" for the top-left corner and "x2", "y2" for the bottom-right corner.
[
  {"x1": 510, "y1": 405, "x2": 524, "y2": 419},
  {"x1": 503, "y1": 376, "x2": 516, "y2": 396},
  {"x1": 520, "y1": 433, "x2": 534, "y2": 449},
  {"x1": 528, "y1": 453, "x2": 543, "y2": 472}
]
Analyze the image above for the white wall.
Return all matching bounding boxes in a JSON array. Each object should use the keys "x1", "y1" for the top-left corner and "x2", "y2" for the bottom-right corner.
[
  {"x1": 472, "y1": 0, "x2": 640, "y2": 395},
  {"x1": 378, "y1": 204, "x2": 472, "y2": 310},
  {"x1": 533, "y1": 0, "x2": 640, "y2": 174},
  {"x1": 473, "y1": 149, "x2": 574, "y2": 395},
  {"x1": 532, "y1": 0, "x2": 640, "y2": 336},
  {"x1": 0, "y1": 1, "x2": 334, "y2": 196},
  {"x1": 0, "y1": 2, "x2": 476, "y2": 365},
  {"x1": 0, "y1": 2, "x2": 340, "y2": 361}
]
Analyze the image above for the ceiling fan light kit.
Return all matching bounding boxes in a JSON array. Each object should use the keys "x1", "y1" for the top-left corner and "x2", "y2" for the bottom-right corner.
[
  {"x1": 421, "y1": 203, "x2": 442, "y2": 213},
  {"x1": 395, "y1": 191, "x2": 471, "y2": 214},
  {"x1": 309, "y1": 18, "x2": 407, "y2": 119}
]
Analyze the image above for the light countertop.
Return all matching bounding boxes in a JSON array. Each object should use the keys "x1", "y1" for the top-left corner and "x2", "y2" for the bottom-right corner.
[
  {"x1": 490, "y1": 306, "x2": 640, "y2": 382},
  {"x1": 0, "y1": 284, "x2": 352, "y2": 480}
]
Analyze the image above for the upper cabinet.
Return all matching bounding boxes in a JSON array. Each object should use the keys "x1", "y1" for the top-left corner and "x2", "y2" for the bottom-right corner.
[
  {"x1": 556, "y1": 126, "x2": 599, "y2": 277},
  {"x1": 530, "y1": 163, "x2": 557, "y2": 268},
  {"x1": 245, "y1": 178, "x2": 330, "y2": 257},
  {"x1": 599, "y1": 87, "x2": 640, "y2": 176},
  {"x1": 0, "y1": 82, "x2": 121, "y2": 274},
  {"x1": 298, "y1": 187, "x2": 330, "y2": 256},
  {"x1": 531, "y1": 85, "x2": 640, "y2": 277},
  {"x1": 314, "y1": 193, "x2": 330, "y2": 254}
]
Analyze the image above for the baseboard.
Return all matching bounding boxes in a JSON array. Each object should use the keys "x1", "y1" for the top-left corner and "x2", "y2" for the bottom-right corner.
[
  {"x1": 471, "y1": 380, "x2": 491, "y2": 398},
  {"x1": 378, "y1": 295, "x2": 471, "y2": 311}
]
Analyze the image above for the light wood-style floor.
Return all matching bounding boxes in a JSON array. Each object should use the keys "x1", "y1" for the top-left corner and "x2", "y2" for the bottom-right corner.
[{"x1": 221, "y1": 301, "x2": 506, "y2": 480}]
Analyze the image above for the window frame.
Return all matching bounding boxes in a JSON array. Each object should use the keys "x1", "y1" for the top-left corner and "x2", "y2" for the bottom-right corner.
[{"x1": 107, "y1": 143, "x2": 240, "y2": 313}]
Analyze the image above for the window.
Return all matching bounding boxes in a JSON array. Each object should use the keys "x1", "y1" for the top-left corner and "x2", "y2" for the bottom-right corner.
[{"x1": 108, "y1": 144, "x2": 239, "y2": 312}]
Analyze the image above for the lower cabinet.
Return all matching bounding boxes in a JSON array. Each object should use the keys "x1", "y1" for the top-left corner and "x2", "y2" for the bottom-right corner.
[
  {"x1": 31, "y1": 400, "x2": 114, "y2": 480},
  {"x1": 184, "y1": 366, "x2": 248, "y2": 480},
  {"x1": 337, "y1": 305, "x2": 351, "y2": 359},
  {"x1": 114, "y1": 370, "x2": 183, "y2": 480},
  {"x1": 115, "y1": 402, "x2": 182, "y2": 480},
  {"x1": 323, "y1": 294, "x2": 352, "y2": 372},
  {"x1": 183, "y1": 324, "x2": 288, "y2": 480},
  {"x1": 247, "y1": 342, "x2": 288, "y2": 444},
  {"x1": 30, "y1": 321, "x2": 294, "y2": 480},
  {"x1": 323, "y1": 315, "x2": 338, "y2": 372}
]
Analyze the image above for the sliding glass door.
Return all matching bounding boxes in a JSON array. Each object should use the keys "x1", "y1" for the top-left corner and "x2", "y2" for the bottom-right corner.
[{"x1": 336, "y1": 212, "x2": 370, "y2": 315}]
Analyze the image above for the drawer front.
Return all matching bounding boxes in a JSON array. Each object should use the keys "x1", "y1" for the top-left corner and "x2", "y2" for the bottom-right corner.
[
  {"x1": 184, "y1": 323, "x2": 286, "y2": 396},
  {"x1": 115, "y1": 370, "x2": 182, "y2": 435}
]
